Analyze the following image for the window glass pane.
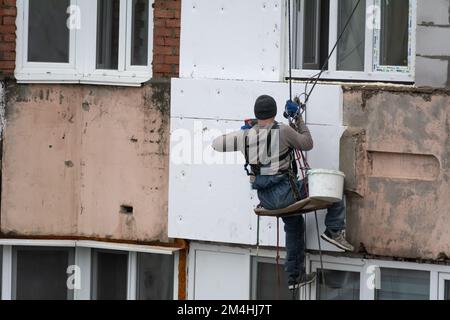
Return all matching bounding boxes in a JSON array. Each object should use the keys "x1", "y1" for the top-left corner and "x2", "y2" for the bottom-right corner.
[
  {"x1": 337, "y1": 0, "x2": 366, "y2": 71},
  {"x1": 302, "y1": 0, "x2": 319, "y2": 67},
  {"x1": 93, "y1": 250, "x2": 128, "y2": 300},
  {"x1": 96, "y1": 0, "x2": 120, "y2": 70},
  {"x1": 255, "y1": 262, "x2": 292, "y2": 300},
  {"x1": 137, "y1": 253, "x2": 174, "y2": 300},
  {"x1": 376, "y1": 268, "x2": 430, "y2": 300},
  {"x1": 28, "y1": 0, "x2": 70, "y2": 63},
  {"x1": 380, "y1": 0, "x2": 409, "y2": 66},
  {"x1": 131, "y1": 0, "x2": 149, "y2": 66},
  {"x1": 316, "y1": 269, "x2": 360, "y2": 300},
  {"x1": 444, "y1": 280, "x2": 450, "y2": 300},
  {"x1": 13, "y1": 247, "x2": 73, "y2": 300},
  {"x1": 301, "y1": 0, "x2": 329, "y2": 70}
]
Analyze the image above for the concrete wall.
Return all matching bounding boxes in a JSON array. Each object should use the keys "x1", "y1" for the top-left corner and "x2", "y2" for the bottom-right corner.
[
  {"x1": 416, "y1": 0, "x2": 450, "y2": 88},
  {"x1": 1, "y1": 81, "x2": 170, "y2": 243},
  {"x1": 342, "y1": 87, "x2": 450, "y2": 260}
]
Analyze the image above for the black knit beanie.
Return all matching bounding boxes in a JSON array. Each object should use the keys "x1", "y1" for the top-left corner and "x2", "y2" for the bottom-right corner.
[{"x1": 254, "y1": 95, "x2": 277, "y2": 120}]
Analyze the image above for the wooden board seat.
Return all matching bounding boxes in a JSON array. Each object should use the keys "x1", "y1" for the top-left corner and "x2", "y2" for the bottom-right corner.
[{"x1": 254, "y1": 197, "x2": 334, "y2": 218}]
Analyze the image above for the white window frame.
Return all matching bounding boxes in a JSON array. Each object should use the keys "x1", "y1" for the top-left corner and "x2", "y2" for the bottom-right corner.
[
  {"x1": 310, "y1": 257, "x2": 364, "y2": 300},
  {"x1": 182, "y1": 242, "x2": 450, "y2": 301},
  {"x1": 15, "y1": 0, "x2": 154, "y2": 86},
  {"x1": 438, "y1": 273, "x2": 450, "y2": 300},
  {"x1": 250, "y1": 256, "x2": 289, "y2": 300},
  {"x1": 290, "y1": 0, "x2": 417, "y2": 83},
  {"x1": 309, "y1": 254, "x2": 450, "y2": 300},
  {"x1": 0, "y1": 239, "x2": 179, "y2": 300}
]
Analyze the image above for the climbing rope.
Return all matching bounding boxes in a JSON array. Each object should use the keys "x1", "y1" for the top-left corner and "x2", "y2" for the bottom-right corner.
[
  {"x1": 276, "y1": 217, "x2": 281, "y2": 300},
  {"x1": 283, "y1": 0, "x2": 363, "y2": 299},
  {"x1": 258, "y1": 0, "x2": 362, "y2": 301}
]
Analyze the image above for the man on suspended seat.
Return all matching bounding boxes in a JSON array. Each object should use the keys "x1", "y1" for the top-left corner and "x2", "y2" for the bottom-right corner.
[{"x1": 212, "y1": 95, "x2": 354, "y2": 291}]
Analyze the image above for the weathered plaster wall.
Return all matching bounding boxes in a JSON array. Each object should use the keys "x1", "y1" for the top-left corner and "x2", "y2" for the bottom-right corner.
[
  {"x1": 416, "y1": 0, "x2": 450, "y2": 88},
  {"x1": 342, "y1": 87, "x2": 450, "y2": 260},
  {"x1": 1, "y1": 81, "x2": 170, "y2": 243}
]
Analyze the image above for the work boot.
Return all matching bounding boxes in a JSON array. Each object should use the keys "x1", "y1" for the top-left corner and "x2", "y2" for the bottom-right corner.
[
  {"x1": 321, "y1": 229, "x2": 354, "y2": 252},
  {"x1": 288, "y1": 272, "x2": 317, "y2": 291}
]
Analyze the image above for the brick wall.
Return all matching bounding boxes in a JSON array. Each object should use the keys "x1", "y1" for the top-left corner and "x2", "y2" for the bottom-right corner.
[
  {"x1": 0, "y1": 0, "x2": 16, "y2": 79},
  {"x1": 153, "y1": 0, "x2": 181, "y2": 79}
]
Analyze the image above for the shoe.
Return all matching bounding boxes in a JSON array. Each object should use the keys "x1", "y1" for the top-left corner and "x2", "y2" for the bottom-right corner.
[
  {"x1": 321, "y1": 229, "x2": 354, "y2": 252},
  {"x1": 288, "y1": 272, "x2": 317, "y2": 290}
]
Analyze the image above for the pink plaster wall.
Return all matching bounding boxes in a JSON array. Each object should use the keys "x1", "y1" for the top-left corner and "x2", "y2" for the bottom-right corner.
[
  {"x1": 343, "y1": 88, "x2": 450, "y2": 260},
  {"x1": 1, "y1": 82, "x2": 170, "y2": 243}
]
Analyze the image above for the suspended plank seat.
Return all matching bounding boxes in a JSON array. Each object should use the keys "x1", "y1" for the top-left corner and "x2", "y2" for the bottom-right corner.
[{"x1": 254, "y1": 197, "x2": 334, "y2": 218}]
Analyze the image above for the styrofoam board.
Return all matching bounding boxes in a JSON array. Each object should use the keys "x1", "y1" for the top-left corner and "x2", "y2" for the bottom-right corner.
[
  {"x1": 171, "y1": 78, "x2": 343, "y2": 127},
  {"x1": 180, "y1": 0, "x2": 283, "y2": 81},
  {"x1": 168, "y1": 118, "x2": 259, "y2": 245}
]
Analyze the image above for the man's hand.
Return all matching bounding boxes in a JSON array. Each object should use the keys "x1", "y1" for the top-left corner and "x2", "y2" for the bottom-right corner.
[
  {"x1": 241, "y1": 118, "x2": 257, "y2": 130},
  {"x1": 285, "y1": 100, "x2": 300, "y2": 119}
]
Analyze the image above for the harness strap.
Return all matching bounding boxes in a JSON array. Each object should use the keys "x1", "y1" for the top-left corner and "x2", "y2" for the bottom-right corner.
[{"x1": 243, "y1": 122, "x2": 294, "y2": 177}]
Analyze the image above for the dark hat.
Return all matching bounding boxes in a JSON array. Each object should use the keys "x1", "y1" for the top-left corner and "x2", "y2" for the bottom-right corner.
[{"x1": 254, "y1": 95, "x2": 277, "y2": 120}]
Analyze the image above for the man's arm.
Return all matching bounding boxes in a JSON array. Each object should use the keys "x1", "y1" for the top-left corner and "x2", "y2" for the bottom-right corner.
[
  {"x1": 212, "y1": 130, "x2": 244, "y2": 153},
  {"x1": 284, "y1": 117, "x2": 314, "y2": 151}
]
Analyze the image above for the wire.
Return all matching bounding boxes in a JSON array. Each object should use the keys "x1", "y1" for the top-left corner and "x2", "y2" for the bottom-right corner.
[
  {"x1": 288, "y1": 0, "x2": 293, "y2": 101},
  {"x1": 314, "y1": 210, "x2": 326, "y2": 300}
]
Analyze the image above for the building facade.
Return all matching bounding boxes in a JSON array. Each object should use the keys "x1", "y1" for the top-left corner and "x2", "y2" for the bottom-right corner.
[
  {"x1": 0, "y1": 0, "x2": 186, "y2": 300},
  {"x1": 0, "y1": 0, "x2": 450, "y2": 300}
]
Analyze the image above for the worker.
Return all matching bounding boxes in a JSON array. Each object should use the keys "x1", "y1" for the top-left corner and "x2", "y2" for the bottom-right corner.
[{"x1": 212, "y1": 95, "x2": 354, "y2": 291}]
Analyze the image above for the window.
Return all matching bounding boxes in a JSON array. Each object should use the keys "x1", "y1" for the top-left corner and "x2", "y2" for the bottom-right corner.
[
  {"x1": 137, "y1": 253, "x2": 174, "y2": 300},
  {"x1": 251, "y1": 258, "x2": 292, "y2": 300},
  {"x1": 92, "y1": 250, "x2": 128, "y2": 300},
  {"x1": 316, "y1": 269, "x2": 360, "y2": 300},
  {"x1": 12, "y1": 247, "x2": 74, "y2": 300},
  {"x1": 445, "y1": 281, "x2": 450, "y2": 301},
  {"x1": 292, "y1": 0, "x2": 415, "y2": 82},
  {"x1": 28, "y1": 0, "x2": 71, "y2": 63},
  {"x1": 16, "y1": 0, "x2": 154, "y2": 85},
  {"x1": 375, "y1": 268, "x2": 430, "y2": 300},
  {"x1": 438, "y1": 273, "x2": 450, "y2": 300}
]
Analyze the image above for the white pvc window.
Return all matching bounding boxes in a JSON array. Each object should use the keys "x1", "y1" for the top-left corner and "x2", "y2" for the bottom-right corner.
[
  {"x1": 438, "y1": 273, "x2": 450, "y2": 300},
  {"x1": 187, "y1": 243, "x2": 450, "y2": 301},
  {"x1": 137, "y1": 252, "x2": 175, "y2": 300},
  {"x1": 251, "y1": 257, "x2": 292, "y2": 300},
  {"x1": 15, "y1": 0, "x2": 154, "y2": 86},
  {"x1": 375, "y1": 268, "x2": 430, "y2": 300},
  {"x1": 0, "y1": 240, "x2": 178, "y2": 300},
  {"x1": 292, "y1": 0, "x2": 416, "y2": 82},
  {"x1": 309, "y1": 255, "x2": 450, "y2": 300},
  {"x1": 91, "y1": 249, "x2": 129, "y2": 300},
  {"x1": 310, "y1": 259, "x2": 363, "y2": 300},
  {"x1": 12, "y1": 247, "x2": 75, "y2": 300}
]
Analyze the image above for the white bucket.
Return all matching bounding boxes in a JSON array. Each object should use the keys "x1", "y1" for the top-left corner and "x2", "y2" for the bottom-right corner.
[{"x1": 307, "y1": 169, "x2": 345, "y2": 203}]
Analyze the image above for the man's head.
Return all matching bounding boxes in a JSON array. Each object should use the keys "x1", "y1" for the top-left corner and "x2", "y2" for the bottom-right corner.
[{"x1": 254, "y1": 95, "x2": 277, "y2": 121}]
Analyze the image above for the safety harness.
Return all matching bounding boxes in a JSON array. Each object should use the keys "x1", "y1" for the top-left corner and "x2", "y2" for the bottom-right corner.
[{"x1": 243, "y1": 122, "x2": 294, "y2": 174}]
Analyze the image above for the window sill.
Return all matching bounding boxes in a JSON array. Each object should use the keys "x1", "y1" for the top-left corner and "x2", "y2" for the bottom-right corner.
[
  {"x1": 15, "y1": 71, "x2": 152, "y2": 87},
  {"x1": 290, "y1": 69, "x2": 414, "y2": 84}
]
